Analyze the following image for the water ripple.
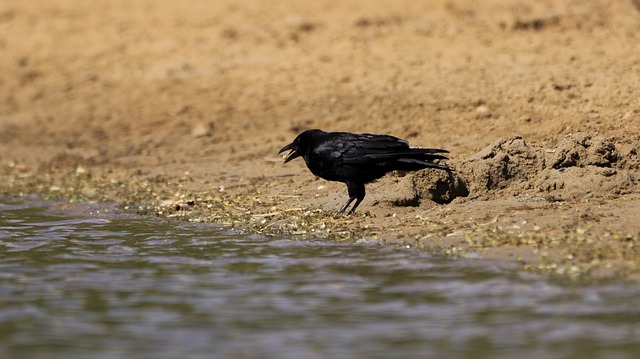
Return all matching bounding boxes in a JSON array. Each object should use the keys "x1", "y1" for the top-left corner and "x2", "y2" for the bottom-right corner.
[{"x1": 1, "y1": 197, "x2": 640, "y2": 359}]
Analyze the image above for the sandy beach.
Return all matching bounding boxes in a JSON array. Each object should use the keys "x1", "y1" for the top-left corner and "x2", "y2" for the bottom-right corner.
[{"x1": 2, "y1": 0, "x2": 640, "y2": 278}]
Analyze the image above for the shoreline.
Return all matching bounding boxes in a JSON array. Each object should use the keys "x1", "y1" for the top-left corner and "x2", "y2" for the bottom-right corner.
[{"x1": 3, "y1": 155, "x2": 639, "y2": 280}]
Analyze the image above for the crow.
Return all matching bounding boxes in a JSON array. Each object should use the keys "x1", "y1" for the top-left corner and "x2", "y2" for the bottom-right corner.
[{"x1": 278, "y1": 129, "x2": 450, "y2": 214}]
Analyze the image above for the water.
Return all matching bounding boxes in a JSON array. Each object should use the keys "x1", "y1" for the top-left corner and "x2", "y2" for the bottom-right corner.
[{"x1": 1, "y1": 198, "x2": 639, "y2": 359}]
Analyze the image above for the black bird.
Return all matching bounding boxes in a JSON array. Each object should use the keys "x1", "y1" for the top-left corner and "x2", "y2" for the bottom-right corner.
[{"x1": 278, "y1": 129, "x2": 450, "y2": 214}]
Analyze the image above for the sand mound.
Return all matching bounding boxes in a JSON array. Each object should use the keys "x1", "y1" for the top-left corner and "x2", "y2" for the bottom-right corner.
[{"x1": 414, "y1": 132, "x2": 637, "y2": 204}]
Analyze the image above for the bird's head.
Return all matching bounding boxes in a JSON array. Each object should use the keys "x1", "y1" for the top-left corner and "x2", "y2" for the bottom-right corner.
[{"x1": 278, "y1": 129, "x2": 324, "y2": 164}]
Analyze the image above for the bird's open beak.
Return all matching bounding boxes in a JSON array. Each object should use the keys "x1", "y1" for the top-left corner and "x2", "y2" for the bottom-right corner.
[{"x1": 278, "y1": 143, "x2": 299, "y2": 164}]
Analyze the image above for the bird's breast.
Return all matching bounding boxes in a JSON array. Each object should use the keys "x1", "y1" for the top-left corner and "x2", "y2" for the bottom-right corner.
[{"x1": 303, "y1": 155, "x2": 344, "y2": 182}]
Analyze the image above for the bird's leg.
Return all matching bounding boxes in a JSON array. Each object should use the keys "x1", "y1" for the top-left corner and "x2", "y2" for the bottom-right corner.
[
  {"x1": 338, "y1": 197, "x2": 355, "y2": 214},
  {"x1": 338, "y1": 181, "x2": 366, "y2": 215}
]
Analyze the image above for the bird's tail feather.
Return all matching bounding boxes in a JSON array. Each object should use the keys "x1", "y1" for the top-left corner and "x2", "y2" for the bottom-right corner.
[
  {"x1": 395, "y1": 158, "x2": 450, "y2": 171},
  {"x1": 366, "y1": 149, "x2": 448, "y2": 160},
  {"x1": 354, "y1": 148, "x2": 450, "y2": 170}
]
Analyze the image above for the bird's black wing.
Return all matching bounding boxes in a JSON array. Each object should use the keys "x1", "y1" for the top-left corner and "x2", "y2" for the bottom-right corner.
[
  {"x1": 318, "y1": 133, "x2": 405, "y2": 163},
  {"x1": 332, "y1": 133, "x2": 448, "y2": 164}
]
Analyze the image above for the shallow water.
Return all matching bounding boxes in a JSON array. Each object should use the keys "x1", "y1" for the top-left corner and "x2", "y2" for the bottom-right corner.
[{"x1": 1, "y1": 197, "x2": 639, "y2": 359}]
